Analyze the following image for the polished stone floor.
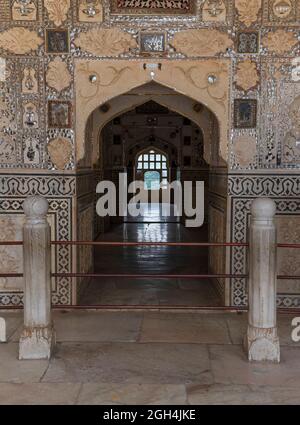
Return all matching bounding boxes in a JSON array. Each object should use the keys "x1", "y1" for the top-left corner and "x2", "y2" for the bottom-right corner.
[
  {"x1": 0, "y1": 310, "x2": 300, "y2": 404},
  {"x1": 80, "y1": 203, "x2": 220, "y2": 307}
]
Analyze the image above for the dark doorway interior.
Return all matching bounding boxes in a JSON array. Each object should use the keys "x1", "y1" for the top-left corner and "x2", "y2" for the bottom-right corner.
[{"x1": 80, "y1": 100, "x2": 220, "y2": 307}]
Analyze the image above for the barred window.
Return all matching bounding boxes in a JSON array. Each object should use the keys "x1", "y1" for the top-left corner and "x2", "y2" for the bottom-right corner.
[{"x1": 136, "y1": 149, "x2": 168, "y2": 189}]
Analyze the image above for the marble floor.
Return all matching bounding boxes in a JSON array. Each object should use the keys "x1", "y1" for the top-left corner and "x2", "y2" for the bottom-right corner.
[
  {"x1": 0, "y1": 310, "x2": 300, "y2": 404},
  {"x1": 80, "y1": 203, "x2": 220, "y2": 307}
]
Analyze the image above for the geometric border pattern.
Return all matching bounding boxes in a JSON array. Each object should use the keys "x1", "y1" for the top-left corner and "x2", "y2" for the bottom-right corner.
[
  {"x1": 230, "y1": 195, "x2": 300, "y2": 307},
  {"x1": 0, "y1": 174, "x2": 75, "y2": 306},
  {"x1": 229, "y1": 174, "x2": 300, "y2": 307},
  {"x1": 228, "y1": 174, "x2": 300, "y2": 197},
  {"x1": 0, "y1": 174, "x2": 76, "y2": 197},
  {"x1": 0, "y1": 197, "x2": 73, "y2": 306}
]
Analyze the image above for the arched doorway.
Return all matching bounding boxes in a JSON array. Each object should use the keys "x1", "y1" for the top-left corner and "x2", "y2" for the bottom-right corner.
[{"x1": 78, "y1": 83, "x2": 226, "y2": 308}]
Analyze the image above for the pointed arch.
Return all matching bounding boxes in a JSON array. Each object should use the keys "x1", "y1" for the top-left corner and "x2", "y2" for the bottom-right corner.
[{"x1": 75, "y1": 59, "x2": 229, "y2": 164}]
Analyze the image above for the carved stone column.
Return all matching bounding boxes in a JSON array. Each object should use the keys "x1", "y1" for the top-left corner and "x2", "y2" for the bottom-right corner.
[
  {"x1": 244, "y1": 197, "x2": 280, "y2": 362},
  {"x1": 19, "y1": 195, "x2": 55, "y2": 360}
]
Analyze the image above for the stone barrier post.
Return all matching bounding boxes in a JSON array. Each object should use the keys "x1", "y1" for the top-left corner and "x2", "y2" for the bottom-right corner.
[
  {"x1": 19, "y1": 195, "x2": 55, "y2": 360},
  {"x1": 244, "y1": 197, "x2": 280, "y2": 362}
]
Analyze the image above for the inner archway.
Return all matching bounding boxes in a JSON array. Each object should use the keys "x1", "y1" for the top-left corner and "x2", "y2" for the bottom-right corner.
[{"x1": 78, "y1": 82, "x2": 228, "y2": 308}]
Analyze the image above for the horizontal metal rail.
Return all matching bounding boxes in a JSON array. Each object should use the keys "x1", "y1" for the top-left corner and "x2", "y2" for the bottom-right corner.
[
  {"x1": 0, "y1": 305, "x2": 247, "y2": 311},
  {"x1": 0, "y1": 273, "x2": 299, "y2": 279},
  {"x1": 51, "y1": 241, "x2": 249, "y2": 247},
  {"x1": 0, "y1": 304, "x2": 299, "y2": 314},
  {"x1": 0, "y1": 239, "x2": 299, "y2": 313},
  {"x1": 1, "y1": 241, "x2": 300, "y2": 248},
  {"x1": 277, "y1": 243, "x2": 300, "y2": 249},
  {"x1": 277, "y1": 275, "x2": 300, "y2": 280},
  {"x1": 55, "y1": 305, "x2": 247, "y2": 312},
  {"x1": 51, "y1": 272, "x2": 248, "y2": 279},
  {"x1": 0, "y1": 241, "x2": 23, "y2": 246}
]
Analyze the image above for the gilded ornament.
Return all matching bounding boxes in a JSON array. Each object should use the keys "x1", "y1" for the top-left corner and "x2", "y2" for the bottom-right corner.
[
  {"x1": 235, "y1": 0, "x2": 261, "y2": 27},
  {"x1": 235, "y1": 60, "x2": 259, "y2": 91},
  {"x1": 171, "y1": 29, "x2": 233, "y2": 56},
  {"x1": 74, "y1": 28, "x2": 138, "y2": 56},
  {"x1": 46, "y1": 57, "x2": 72, "y2": 92}
]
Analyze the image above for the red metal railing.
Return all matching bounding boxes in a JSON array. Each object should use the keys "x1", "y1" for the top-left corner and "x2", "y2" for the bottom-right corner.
[
  {"x1": 51, "y1": 241, "x2": 249, "y2": 247},
  {"x1": 0, "y1": 240, "x2": 299, "y2": 313}
]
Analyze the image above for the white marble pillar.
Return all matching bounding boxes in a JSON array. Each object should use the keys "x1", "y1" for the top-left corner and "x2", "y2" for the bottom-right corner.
[
  {"x1": 244, "y1": 197, "x2": 280, "y2": 362},
  {"x1": 19, "y1": 195, "x2": 55, "y2": 360}
]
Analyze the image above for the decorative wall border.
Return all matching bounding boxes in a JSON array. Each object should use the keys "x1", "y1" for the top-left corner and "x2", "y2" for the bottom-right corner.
[
  {"x1": 0, "y1": 174, "x2": 75, "y2": 306},
  {"x1": 0, "y1": 174, "x2": 76, "y2": 197},
  {"x1": 230, "y1": 174, "x2": 300, "y2": 307},
  {"x1": 228, "y1": 174, "x2": 300, "y2": 197}
]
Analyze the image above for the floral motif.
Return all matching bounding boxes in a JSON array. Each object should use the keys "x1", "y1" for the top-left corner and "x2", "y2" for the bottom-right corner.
[
  {"x1": 47, "y1": 137, "x2": 72, "y2": 169},
  {"x1": 263, "y1": 30, "x2": 298, "y2": 54},
  {"x1": 0, "y1": 27, "x2": 43, "y2": 54},
  {"x1": 174, "y1": 61, "x2": 229, "y2": 108},
  {"x1": 46, "y1": 58, "x2": 72, "y2": 92},
  {"x1": 172, "y1": 29, "x2": 233, "y2": 56},
  {"x1": 0, "y1": 136, "x2": 16, "y2": 163},
  {"x1": 235, "y1": 0, "x2": 261, "y2": 27},
  {"x1": 76, "y1": 62, "x2": 132, "y2": 106},
  {"x1": 235, "y1": 60, "x2": 259, "y2": 91},
  {"x1": 74, "y1": 28, "x2": 137, "y2": 56},
  {"x1": 44, "y1": 0, "x2": 70, "y2": 27},
  {"x1": 232, "y1": 134, "x2": 256, "y2": 167}
]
